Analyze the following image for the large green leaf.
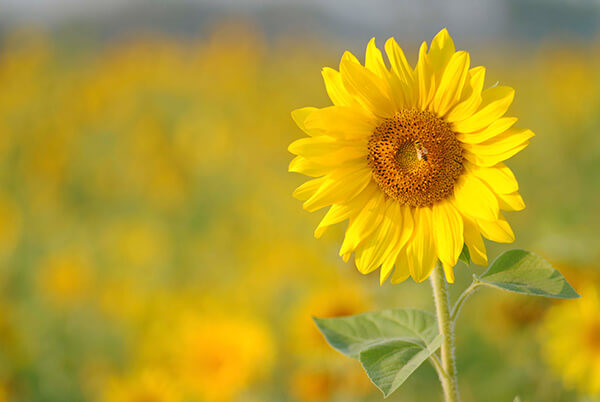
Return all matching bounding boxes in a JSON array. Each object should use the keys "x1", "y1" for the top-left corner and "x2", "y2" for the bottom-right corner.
[
  {"x1": 360, "y1": 335, "x2": 443, "y2": 397},
  {"x1": 478, "y1": 249, "x2": 579, "y2": 299},
  {"x1": 314, "y1": 309, "x2": 442, "y2": 397},
  {"x1": 314, "y1": 309, "x2": 440, "y2": 358}
]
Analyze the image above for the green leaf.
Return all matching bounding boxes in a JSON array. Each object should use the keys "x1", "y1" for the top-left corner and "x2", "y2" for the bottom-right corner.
[
  {"x1": 314, "y1": 309, "x2": 442, "y2": 397},
  {"x1": 314, "y1": 309, "x2": 440, "y2": 358},
  {"x1": 458, "y1": 243, "x2": 471, "y2": 265},
  {"x1": 360, "y1": 335, "x2": 443, "y2": 397},
  {"x1": 478, "y1": 249, "x2": 580, "y2": 299}
]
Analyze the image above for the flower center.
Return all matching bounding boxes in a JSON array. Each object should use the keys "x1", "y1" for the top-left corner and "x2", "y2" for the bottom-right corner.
[{"x1": 367, "y1": 109, "x2": 463, "y2": 208}]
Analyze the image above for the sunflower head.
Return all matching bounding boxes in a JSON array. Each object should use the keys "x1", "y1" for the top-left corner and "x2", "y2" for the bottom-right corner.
[
  {"x1": 367, "y1": 108, "x2": 463, "y2": 208},
  {"x1": 289, "y1": 29, "x2": 532, "y2": 284}
]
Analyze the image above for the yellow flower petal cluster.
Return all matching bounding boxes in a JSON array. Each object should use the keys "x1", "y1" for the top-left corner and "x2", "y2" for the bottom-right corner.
[
  {"x1": 290, "y1": 29, "x2": 532, "y2": 284},
  {"x1": 175, "y1": 315, "x2": 275, "y2": 400}
]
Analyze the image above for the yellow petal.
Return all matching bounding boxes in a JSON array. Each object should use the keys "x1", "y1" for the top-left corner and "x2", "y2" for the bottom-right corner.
[
  {"x1": 385, "y1": 37, "x2": 416, "y2": 106},
  {"x1": 432, "y1": 200, "x2": 464, "y2": 279},
  {"x1": 288, "y1": 136, "x2": 368, "y2": 166},
  {"x1": 314, "y1": 205, "x2": 350, "y2": 238},
  {"x1": 303, "y1": 166, "x2": 372, "y2": 212},
  {"x1": 291, "y1": 107, "x2": 319, "y2": 136},
  {"x1": 384, "y1": 38, "x2": 414, "y2": 83},
  {"x1": 304, "y1": 106, "x2": 376, "y2": 140},
  {"x1": 307, "y1": 150, "x2": 367, "y2": 168},
  {"x1": 416, "y1": 41, "x2": 435, "y2": 110},
  {"x1": 452, "y1": 86, "x2": 515, "y2": 133},
  {"x1": 341, "y1": 251, "x2": 352, "y2": 263},
  {"x1": 372, "y1": 202, "x2": 414, "y2": 284},
  {"x1": 321, "y1": 67, "x2": 356, "y2": 107},
  {"x1": 339, "y1": 188, "x2": 386, "y2": 255},
  {"x1": 463, "y1": 128, "x2": 534, "y2": 155},
  {"x1": 340, "y1": 50, "x2": 360, "y2": 66},
  {"x1": 497, "y1": 191, "x2": 526, "y2": 211},
  {"x1": 293, "y1": 177, "x2": 326, "y2": 201},
  {"x1": 463, "y1": 218, "x2": 488, "y2": 265},
  {"x1": 340, "y1": 58, "x2": 396, "y2": 118},
  {"x1": 445, "y1": 66, "x2": 485, "y2": 122},
  {"x1": 390, "y1": 247, "x2": 411, "y2": 284},
  {"x1": 380, "y1": 251, "x2": 397, "y2": 285},
  {"x1": 365, "y1": 38, "x2": 388, "y2": 79},
  {"x1": 366, "y1": 38, "x2": 405, "y2": 111},
  {"x1": 288, "y1": 136, "x2": 354, "y2": 156},
  {"x1": 456, "y1": 117, "x2": 518, "y2": 144},
  {"x1": 355, "y1": 199, "x2": 402, "y2": 275},
  {"x1": 428, "y1": 28, "x2": 456, "y2": 74},
  {"x1": 452, "y1": 174, "x2": 499, "y2": 221},
  {"x1": 464, "y1": 140, "x2": 530, "y2": 167},
  {"x1": 378, "y1": 205, "x2": 414, "y2": 285},
  {"x1": 314, "y1": 185, "x2": 378, "y2": 239},
  {"x1": 476, "y1": 214, "x2": 515, "y2": 243},
  {"x1": 442, "y1": 262, "x2": 456, "y2": 284},
  {"x1": 314, "y1": 184, "x2": 377, "y2": 239},
  {"x1": 288, "y1": 156, "x2": 329, "y2": 177},
  {"x1": 467, "y1": 162, "x2": 519, "y2": 194},
  {"x1": 432, "y1": 51, "x2": 470, "y2": 117},
  {"x1": 406, "y1": 207, "x2": 438, "y2": 282},
  {"x1": 397, "y1": 205, "x2": 414, "y2": 251}
]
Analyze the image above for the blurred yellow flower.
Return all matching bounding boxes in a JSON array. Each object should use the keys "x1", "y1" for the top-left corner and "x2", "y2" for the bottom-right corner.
[
  {"x1": 289, "y1": 362, "x2": 373, "y2": 401},
  {"x1": 37, "y1": 249, "x2": 92, "y2": 306},
  {"x1": 289, "y1": 366, "x2": 336, "y2": 401},
  {"x1": 174, "y1": 314, "x2": 275, "y2": 401},
  {"x1": 290, "y1": 28, "x2": 531, "y2": 283},
  {"x1": 540, "y1": 285, "x2": 600, "y2": 395},
  {"x1": 290, "y1": 284, "x2": 371, "y2": 356}
]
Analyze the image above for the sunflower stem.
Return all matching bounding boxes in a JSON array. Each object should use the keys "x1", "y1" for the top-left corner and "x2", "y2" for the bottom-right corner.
[
  {"x1": 451, "y1": 277, "x2": 483, "y2": 323},
  {"x1": 430, "y1": 263, "x2": 460, "y2": 402},
  {"x1": 429, "y1": 353, "x2": 450, "y2": 385}
]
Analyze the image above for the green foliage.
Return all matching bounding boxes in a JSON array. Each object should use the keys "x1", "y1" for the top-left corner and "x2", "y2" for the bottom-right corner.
[
  {"x1": 360, "y1": 336, "x2": 444, "y2": 397},
  {"x1": 478, "y1": 249, "x2": 580, "y2": 299},
  {"x1": 314, "y1": 309, "x2": 442, "y2": 397}
]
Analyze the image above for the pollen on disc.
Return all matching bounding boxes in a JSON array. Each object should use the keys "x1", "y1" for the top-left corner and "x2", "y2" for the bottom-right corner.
[{"x1": 367, "y1": 109, "x2": 463, "y2": 208}]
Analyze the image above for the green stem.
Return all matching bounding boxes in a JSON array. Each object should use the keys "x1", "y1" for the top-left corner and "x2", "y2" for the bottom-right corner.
[
  {"x1": 429, "y1": 353, "x2": 450, "y2": 384},
  {"x1": 430, "y1": 263, "x2": 460, "y2": 402},
  {"x1": 451, "y1": 279, "x2": 483, "y2": 323}
]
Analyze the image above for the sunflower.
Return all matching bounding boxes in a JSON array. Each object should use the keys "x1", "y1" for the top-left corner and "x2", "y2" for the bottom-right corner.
[{"x1": 289, "y1": 29, "x2": 532, "y2": 284}]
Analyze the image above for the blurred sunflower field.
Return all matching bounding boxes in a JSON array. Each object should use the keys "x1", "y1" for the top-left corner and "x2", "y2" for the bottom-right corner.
[{"x1": 1, "y1": 2, "x2": 600, "y2": 401}]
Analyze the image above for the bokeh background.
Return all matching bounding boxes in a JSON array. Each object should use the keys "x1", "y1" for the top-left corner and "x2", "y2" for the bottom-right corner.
[{"x1": 1, "y1": 1, "x2": 600, "y2": 401}]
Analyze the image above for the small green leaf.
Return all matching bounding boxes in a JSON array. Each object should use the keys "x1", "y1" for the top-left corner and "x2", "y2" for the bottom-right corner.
[
  {"x1": 314, "y1": 309, "x2": 442, "y2": 397},
  {"x1": 360, "y1": 335, "x2": 443, "y2": 397},
  {"x1": 478, "y1": 249, "x2": 579, "y2": 299},
  {"x1": 459, "y1": 244, "x2": 471, "y2": 265},
  {"x1": 314, "y1": 309, "x2": 440, "y2": 358}
]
